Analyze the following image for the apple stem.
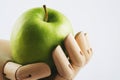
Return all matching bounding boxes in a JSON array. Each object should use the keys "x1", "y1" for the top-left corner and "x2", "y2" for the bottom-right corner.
[{"x1": 43, "y1": 5, "x2": 48, "y2": 22}]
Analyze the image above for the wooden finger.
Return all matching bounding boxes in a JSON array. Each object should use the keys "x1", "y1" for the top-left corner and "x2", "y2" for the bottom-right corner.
[
  {"x1": 16, "y1": 63, "x2": 51, "y2": 80},
  {"x1": 75, "y1": 32, "x2": 92, "y2": 63},
  {"x1": 0, "y1": 55, "x2": 11, "y2": 74},
  {"x1": 84, "y1": 33, "x2": 93, "y2": 58},
  {"x1": 64, "y1": 34, "x2": 85, "y2": 67},
  {"x1": 53, "y1": 45, "x2": 74, "y2": 80},
  {"x1": 0, "y1": 54, "x2": 11, "y2": 80},
  {"x1": 3, "y1": 62, "x2": 22, "y2": 80}
]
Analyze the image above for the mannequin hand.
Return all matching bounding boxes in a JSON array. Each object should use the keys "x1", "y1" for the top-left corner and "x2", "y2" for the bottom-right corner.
[
  {"x1": 42, "y1": 32, "x2": 93, "y2": 80},
  {"x1": 0, "y1": 32, "x2": 93, "y2": 80}
]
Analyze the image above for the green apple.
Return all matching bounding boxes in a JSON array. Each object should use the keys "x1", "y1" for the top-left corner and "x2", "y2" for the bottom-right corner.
[{"x1": 11, "y1": 5, "x2": 73, "y2": 72}]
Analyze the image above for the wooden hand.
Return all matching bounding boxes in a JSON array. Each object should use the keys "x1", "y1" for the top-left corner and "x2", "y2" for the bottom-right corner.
[
  {"x1": 0, "y1": 32, "x2": 93, "y2": 80},
  {"x1": 53, "y1": 32, "x2": 93, "y2": 80}
]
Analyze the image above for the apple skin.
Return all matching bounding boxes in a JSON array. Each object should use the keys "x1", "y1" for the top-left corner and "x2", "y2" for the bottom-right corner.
[{"x1": 11, "y1": 7, "x2": 73, "y2": 71}]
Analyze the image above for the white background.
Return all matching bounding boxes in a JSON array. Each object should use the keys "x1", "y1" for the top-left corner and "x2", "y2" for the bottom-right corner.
[{"x1": 0, "y1": 0, "x2": 120, "y2": 80}]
